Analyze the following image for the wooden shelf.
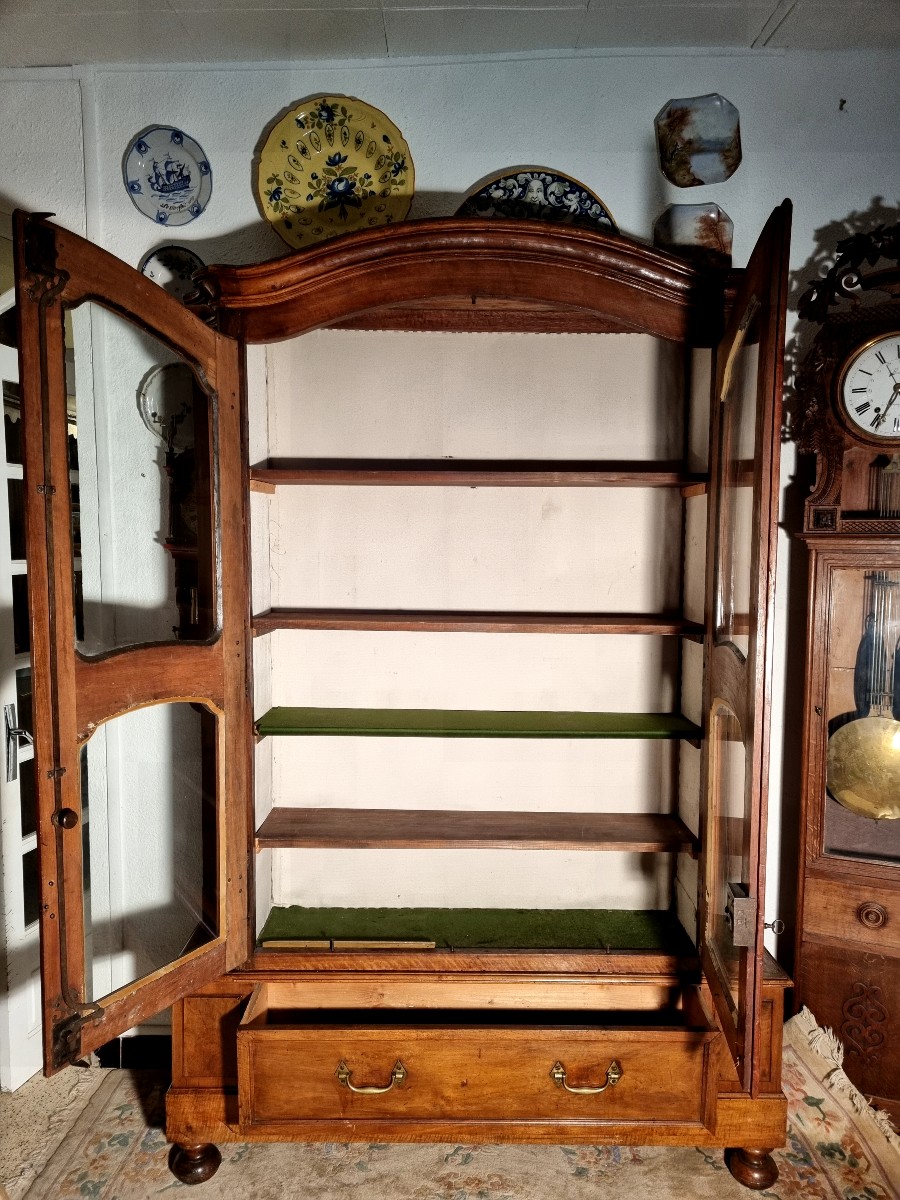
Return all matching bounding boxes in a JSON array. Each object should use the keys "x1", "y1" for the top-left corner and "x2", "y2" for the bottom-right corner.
[
  {"x1": 256, "y1": 807, "x2": 699, "y2": 856},
  {"x1": 256, "y1": 904, "x2": 698, "y2": 955},
  {"x1": 255, "y1": 706, "x2": 702, "y2": 740},
  {"x1": 250, "y1": 459, "x2": 708, "y2": 490},
  {"x1": 252, "y1": 608, "x2": 705, "y2": 640}
]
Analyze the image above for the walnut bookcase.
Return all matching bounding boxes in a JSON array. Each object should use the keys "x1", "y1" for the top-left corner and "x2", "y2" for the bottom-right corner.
[{"x1": 15, "y1": 206, "x2": 790, "y2": 1190}]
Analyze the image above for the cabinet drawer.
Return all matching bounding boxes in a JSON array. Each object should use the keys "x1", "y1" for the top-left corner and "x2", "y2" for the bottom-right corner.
[
  {"x1": 804, "y1": 875, "x2": 900, "y2": 952},
  {"x1": 237, "y1": 988, "x2": 717, "y2": 1128}
]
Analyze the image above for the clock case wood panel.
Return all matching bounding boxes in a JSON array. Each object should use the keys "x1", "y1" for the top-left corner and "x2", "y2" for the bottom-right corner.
[
  {"x1": 15, "y1": 208, "x2": 791, "y2": 1187},
  {"x1": 793, "y1": 235, "x2": 900, "y2": 1123}
]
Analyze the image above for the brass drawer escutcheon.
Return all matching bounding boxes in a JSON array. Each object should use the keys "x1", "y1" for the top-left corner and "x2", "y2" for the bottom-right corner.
[
  {"x1": 335, "y1": 1058, "x2": 407, "y2": 1094},
  {"x1": 550, "y1": 1059, "x2": 622, "y2": 1094}
]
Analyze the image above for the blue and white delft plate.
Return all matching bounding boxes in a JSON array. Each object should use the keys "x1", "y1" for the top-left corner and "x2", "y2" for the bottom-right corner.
[
  {"x1": 123, "y1": 126, "x2": 212, "y2": 226},
  {"x1": 456, "y1": 168, "x2": 616, "y2": 233}
]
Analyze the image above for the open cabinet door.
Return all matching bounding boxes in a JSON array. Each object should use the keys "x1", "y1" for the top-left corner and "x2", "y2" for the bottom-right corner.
[
  {"x1": 699, "y1": 200, "x2": 791, "y2": 1095},
  {"x1": 14, "y1": 213, "x2": 250, "y2": 1071}
]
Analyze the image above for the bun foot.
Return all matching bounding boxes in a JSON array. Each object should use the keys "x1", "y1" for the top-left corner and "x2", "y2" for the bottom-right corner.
[
  {"x1": 725, "y1": 1146, "x2": 778, "y2": 1190},
  {"x1": 169, "y1": 1142, "x2": 222, "y2": 1185}
]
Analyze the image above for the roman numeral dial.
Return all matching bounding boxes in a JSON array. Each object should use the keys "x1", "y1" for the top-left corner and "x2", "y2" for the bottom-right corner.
[{"x1": 839, "y1": 331, "x2": 900, "y2": 441}]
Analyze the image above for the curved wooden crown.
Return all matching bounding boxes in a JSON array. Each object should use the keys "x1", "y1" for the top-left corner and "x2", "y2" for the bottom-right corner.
[{"x1": 191, "y1": 218, "x2": 728, "y2": 346}]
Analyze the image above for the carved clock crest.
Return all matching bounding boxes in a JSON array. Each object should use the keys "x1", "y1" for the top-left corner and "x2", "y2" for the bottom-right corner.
[{"x1": 793, "y1": 220, "x2": 900, "y2": 534}]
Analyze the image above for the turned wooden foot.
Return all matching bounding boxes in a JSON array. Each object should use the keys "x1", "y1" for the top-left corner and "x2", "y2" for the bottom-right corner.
[
  {"x1": 169, "y1": 1142, "x2": 222, "y2": 1185},
  {"x1": 725, "y1": 1146, "x2": 778, "y2": 1190}
]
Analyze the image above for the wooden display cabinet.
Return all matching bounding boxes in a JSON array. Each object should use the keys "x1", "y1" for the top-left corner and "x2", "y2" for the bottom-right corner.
[{"x1": 14, "y1": 203, "x2": 790, "y2": 1189}]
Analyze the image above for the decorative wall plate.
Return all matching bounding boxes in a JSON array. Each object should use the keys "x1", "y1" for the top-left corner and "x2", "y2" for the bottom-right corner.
[
  {"x1": 655, "y1": 94, "x2": 741, "y2": 188},
  {"x1": 256, "y1": 95, "x2": 414, "y2": 250},
  {"x1": 138, "y1": 245, "x2": 205, "y2": 301},
  {"x1": 456, "y1": 168, "x2": 616, "y2": 233},
  {"x1": 653, "y1": 203, "x2": 733, "y2": 267},
  {"x1": 123, "y1": 126, "x2": 212, "y2": 226}
]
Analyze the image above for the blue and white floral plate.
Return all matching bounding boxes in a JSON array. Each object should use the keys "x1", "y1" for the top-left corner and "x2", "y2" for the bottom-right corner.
[
  {"x1": 456, "y1": 168, "x2": 616, "y2": 233},
  {"x1": 256, "y1": 95, "x2": 414, "y2": 250},
  {"x1": 123, "y1": 126, "x2": 212, "y2": 226}
]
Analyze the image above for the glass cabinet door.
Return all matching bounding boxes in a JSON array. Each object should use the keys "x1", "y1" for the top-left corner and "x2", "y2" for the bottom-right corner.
[
  {"x1": 14, "y1": 213, "x2": 249, "y2": 1071},
  {"x1": 700, "y1": 201, "x2": 791, "y2": 1093}
]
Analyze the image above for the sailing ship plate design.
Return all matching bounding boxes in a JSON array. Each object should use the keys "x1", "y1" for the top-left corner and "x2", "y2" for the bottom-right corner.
[{"x1": 123, "y1": 126, "x2": 212, "y2": 226}]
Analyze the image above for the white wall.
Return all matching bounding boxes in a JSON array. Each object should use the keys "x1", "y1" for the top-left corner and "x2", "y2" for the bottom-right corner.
[{"x1": 4, "y1": 48, "x2": 900, "y2": 965}]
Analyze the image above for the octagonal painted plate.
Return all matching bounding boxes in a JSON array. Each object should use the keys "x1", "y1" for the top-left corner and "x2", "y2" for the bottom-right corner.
[
  {"x1": 256, "y1": 95, "x2": 415, "y2": 250},
  {"x1": 123, "y1": 126, "x2": 212, "y2": 226},
  {"x1": 456, "y1": 167, "x2": 616, "y2": 233},
  {"x1": 654, "y1": 93, "x2": 741, "y2": 188}
]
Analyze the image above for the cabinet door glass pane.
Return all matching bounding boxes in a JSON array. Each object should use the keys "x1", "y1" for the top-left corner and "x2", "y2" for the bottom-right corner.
[
  {"x1": 22, "y1": 847, "x2": 39, "y2": 928},
  {"x1": 706, "y1": 703, "x2": 747, "y2": 1019},
  {"x1": 7, "y1": 478, "x2": 25, "y2": 562},
  {"x1": 714, "y1": 311, "x2": 760, "y2": 659},
  {"x1": 80, "y1": 702, "x2": 218, "y2": 1003},
  {"x1": 823, "y1": 564, "x2": 900, "y2": 859},
  {"x1": 12, "y1": 573, "x2": 29, "y2": 655},
  {"x1": 3, "y1": 380, "x2": 22, "y2": 466},
  {"x1": 19, "y1": 756, "x2": 35, "y2": 839},
  {"x1": 65, "y1": 302, "x2": 217, "y2": 655}
]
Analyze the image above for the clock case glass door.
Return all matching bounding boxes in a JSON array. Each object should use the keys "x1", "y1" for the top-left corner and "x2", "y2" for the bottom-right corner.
[{"x1": 17, "y1": 205, "x2": 790, "y2": 1090}]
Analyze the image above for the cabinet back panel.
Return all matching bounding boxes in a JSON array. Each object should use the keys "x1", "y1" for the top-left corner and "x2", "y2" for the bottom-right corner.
[
  {"x1": 267, "y1": 487, "x2": 682, "y2": 612},
  {"x1": 269, "y1": 629, "x2": 678, "y2": 712},
  {"x1": 266, "y1": 331, "x2": 685, "y2": 462},
  {"x1": 271, "y1": 846, "x2": 675, "y2": 911}
]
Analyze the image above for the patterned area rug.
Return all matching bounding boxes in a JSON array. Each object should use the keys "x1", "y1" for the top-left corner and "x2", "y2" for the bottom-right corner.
[{"x1": 19, "y1": 1009, "x2": 900, "y2": 1199}]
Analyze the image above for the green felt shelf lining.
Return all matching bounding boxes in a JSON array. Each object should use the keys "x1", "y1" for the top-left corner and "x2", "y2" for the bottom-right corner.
[
  {"x1": 258, "y1": 906, "x2": 694, "y2": 953},
  {"x1": 256, "y1": 707, "x2": 702, "y2": 740}
]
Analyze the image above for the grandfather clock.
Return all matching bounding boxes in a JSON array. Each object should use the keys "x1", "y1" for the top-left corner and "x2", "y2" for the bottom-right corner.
[{"x1": 794, "y1": 222, "x2": 900, "y2": 1125}]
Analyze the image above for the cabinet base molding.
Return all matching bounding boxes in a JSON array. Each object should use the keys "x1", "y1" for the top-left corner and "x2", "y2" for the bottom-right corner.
[{"x1": 166, "y1": 1086, "x2": 787, "y2": 1149}]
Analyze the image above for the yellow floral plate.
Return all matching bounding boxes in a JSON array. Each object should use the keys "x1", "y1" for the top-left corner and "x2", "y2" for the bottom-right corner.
[{"x1": 256, "y1": 95, "x2": 414, "y2": 250}]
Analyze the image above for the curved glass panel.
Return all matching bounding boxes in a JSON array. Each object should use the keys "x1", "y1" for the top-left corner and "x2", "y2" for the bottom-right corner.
[
  {"x1": 80, "y1": 702, "x2": 218, "y2": 1004},
  {"x1": 823, "y1": 563, "x2": 900, "y2": 859},
  {"x1": 65, "y1": 302, "x2": 217, "y2": 656},
  {"x1": 706, "y1": 703, "x2": 747, "y2": 1020},
  {"x1": 714, "y1": 304, "x2": 760, "y2": 659}
]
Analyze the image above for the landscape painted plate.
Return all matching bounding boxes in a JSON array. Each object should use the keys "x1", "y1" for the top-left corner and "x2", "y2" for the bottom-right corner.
[{"x1": 257, "y1": 95, "x2": 414, "y2": 250}]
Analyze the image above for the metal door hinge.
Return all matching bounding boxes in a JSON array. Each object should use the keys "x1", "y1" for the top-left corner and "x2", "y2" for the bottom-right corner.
[
  {"x1": 725, "y1": 882, "x2": 757, "y2": 947},
  {"x1": 51, "y1": 1014, "x2": 83, "y2": 1068},
  {"x1": 36, "y1": 483, "x2": 56, "y2": 495}
]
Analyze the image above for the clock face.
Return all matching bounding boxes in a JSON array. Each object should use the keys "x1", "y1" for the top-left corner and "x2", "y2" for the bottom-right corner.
[{"x1": 839, "y1": 331, "x2": 900, "y2": 442}]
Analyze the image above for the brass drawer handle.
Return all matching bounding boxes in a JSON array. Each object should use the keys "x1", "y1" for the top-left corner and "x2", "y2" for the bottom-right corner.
[
  {"x1": 550, "y1": 1059, "x2": 622, "y2": 1094},
  {"x1": 335, "y1": 1059, "x2": 407, "y2": 1094}
]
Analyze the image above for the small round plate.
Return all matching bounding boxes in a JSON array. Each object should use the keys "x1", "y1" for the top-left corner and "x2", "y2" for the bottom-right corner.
[
  {"x1": 138, "y1": 244, "x2": 205, "y2": 301},
  {"x1": 456, "y1": 168, "x2": 616, "y2": 233},
  {"x1": 256, "y1": 95, "x2": 414, "y2": 250},
  {"x1": 123, "y1": 126, "x2": 212, "y2": 226}
]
